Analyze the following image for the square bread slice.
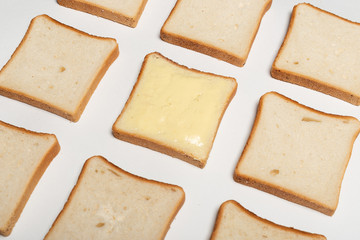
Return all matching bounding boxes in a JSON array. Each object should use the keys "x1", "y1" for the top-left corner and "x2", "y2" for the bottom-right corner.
[
  {"x1": 57, "y1": 0, "x2": 148, "y2": 28},
  {"x1": 271, "y1": 3, "x2": 360, "y2": 105},
  {"x1": 112, "y1": 52, "x2": 237, "y2": 168},
  {"x1": 210, "y1": 200, "x2": 326, "y2": 240},
  {"x1": 0, "y1": 14, "x2": 119, "y2": 122},
  {"x1": 0, "y1": 121, "x2": 60, "y2": 236},
  {"x1": 44, "y1": 156, "x2": 185, "y2": 240},
  {"x1": 234, "y1": 92, "x2": 360, "y2": 216},
  {"x1": 160, "y1": 0, "x2": 272, "y2": 67}
]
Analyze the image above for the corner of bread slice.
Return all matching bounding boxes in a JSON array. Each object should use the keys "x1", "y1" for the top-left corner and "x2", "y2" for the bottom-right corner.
[
  {"x1": 57, "y1": 0, "x2": 148, "y2": 27},
  {"x1": 0, "y1": 120, "x2": 60, "y2": 236},
  {"x1": 112, "y1": 52, "x2": 237, "y2": 168},
  {"x1": 270, "y1": 3, "x2": 360, "y2": 105},
  {"x1": 210, "y1": 200, "x2": 326, "y2": 240},
  {"x1": 234, "y1": 91, "x2": 360, "y2": 215},
  {"x1": 160, "y1": 0, "x2": 272, "y2": 67},
  {"x1": 0, "y1": 14, "x2": 119, "y2": 122},
  {"x1": 44, "y1": 155, "x2": 185, "y2": 240}
]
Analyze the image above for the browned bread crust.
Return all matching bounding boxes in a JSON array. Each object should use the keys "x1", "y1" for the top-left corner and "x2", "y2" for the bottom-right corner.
[{"x1": 57, "y1": 0, "x2": 148, "y2": 27}]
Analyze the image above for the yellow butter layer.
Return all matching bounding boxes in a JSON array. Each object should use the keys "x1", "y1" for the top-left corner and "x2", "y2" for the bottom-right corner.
[{"x1": 114, "y1": 53, "x2": 236, "y2": 161}]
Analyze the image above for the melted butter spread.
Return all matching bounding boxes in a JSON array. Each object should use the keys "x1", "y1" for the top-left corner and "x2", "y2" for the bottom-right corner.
[{"x1": 114, "y1": 53, "x2": 236, "y2": 161}]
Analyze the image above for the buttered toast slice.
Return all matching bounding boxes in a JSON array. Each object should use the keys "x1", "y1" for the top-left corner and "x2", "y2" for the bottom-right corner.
[
  {"x1": 112, "y1": 52, "x2": 237, "y2": 168},
  {"x1": 57, "y1": 0, "x2": 148, "y2": 28},
  {"x1": 234, "y1": 92, "x2": 360, "y2": 215},
  {"x1": 45, "y1": 156, "x2": 185, "y2": 240},
  {"x1": 0, "y1": 15, "x2": 119, "y2": 122},
  {"x1": 0, "y1": 121, "x2": 60, "y2": 236},
  {"x1": 271, "y1": 3, "x2": 360, "y2": 105},
  {"x1": 161, "y1": 0, "x2": 272, "y2": 66},
  {"x1": 210, "y1": 200, "x2": 326, "y2": 240}
]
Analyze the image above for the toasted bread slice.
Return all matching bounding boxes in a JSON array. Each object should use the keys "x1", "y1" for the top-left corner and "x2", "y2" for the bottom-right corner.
[
  {"x1": 45, "y1": 156, "x2": 185, "y2": 240},
  {"x1": 234, "y1": 92, "x2": 360, "y2": 215},
  {"x1": 210, "y1": 200, "x2": 326, "y2": 240},
  {"x1": 112, "y1": 52, "x2": 237, "y2": 168},
  {"x1": 271, "y1": 3, "x2": 360, "y2": 105},
  {"x1": 160, "y1": 0, "x2": 272, "y2": 67},
  {"x1": 0, "y1": 121, "x2": 60, "y2": 236},
  {"x1": 57, "y1": 0, "x2": 148, "y2": 27},
  {"x1": 0, "y1": 14, "x2": 119, "y2": 122}
]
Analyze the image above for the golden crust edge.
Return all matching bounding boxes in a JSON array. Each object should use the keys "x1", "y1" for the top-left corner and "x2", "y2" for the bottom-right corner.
[
  {"x1": 270, "y1": 67, "x2": 360, "y2": 106},
  {"x1": 57, "y1": 0, "x2": 148, "y2": 27}
]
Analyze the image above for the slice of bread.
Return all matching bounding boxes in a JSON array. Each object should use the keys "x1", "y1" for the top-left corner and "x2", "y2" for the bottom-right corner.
[
  {"x1": 271, "y1": 3, "x2": 360, "y2": 105},
  {"x1": 57, "y1": 0, "x2": 148, "y2": 28},
  {"x1": 234, "y1": 92, "x2": 360, "y2": 216},
  {"x1": 0, "y1": 121, "x2": 60, "y2": 236},
  {"x1": 0, "y1": 14, "x2": 119, "y2": 122},
  {"x1": 44, "y1": 156, "x2": 185, "y2": 240},
  {"x1": 112, "y1": 52, "x2": 237, "y2": 168},
  {"x1": 160, "y1": 0, "x2": 272, "y2": 67},
  {"x1": 210, "y1": 200, "x2": 326, "y2": 240}
]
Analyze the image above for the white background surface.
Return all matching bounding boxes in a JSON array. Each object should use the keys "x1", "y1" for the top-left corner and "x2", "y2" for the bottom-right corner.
[{"x1": 1, "y1": 0, "x2": 360, "y2": 239}]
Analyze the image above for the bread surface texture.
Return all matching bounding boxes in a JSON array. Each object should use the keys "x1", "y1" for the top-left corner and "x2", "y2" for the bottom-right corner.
[
  {"x1": 0, "y1": 121, "x2": 60, "y2": 236},
  {"x1": 234, "y1": 92, "x2": 360, "y2": 215},
  {"x1": 271, "y1": 3, "x2": 360, "y2": 105},
  {"x1": 57, "y1": 0, "x2": 148, "y2": 27},
  {"x1": 112, "y1": 52, "x2": 237, "y2": 168},
  {"x1": 45, "y1": 156, "x2": 185, "y2": 240},
  {"x1": 0, "y1": 14, "x2": 119, "y2": 122},
  {"x1": 160, "y1": 0, "x2": 272, "y2": 66},
  {"x1": 210, "y1": 200, "x2": 326, "y2": 240}
]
